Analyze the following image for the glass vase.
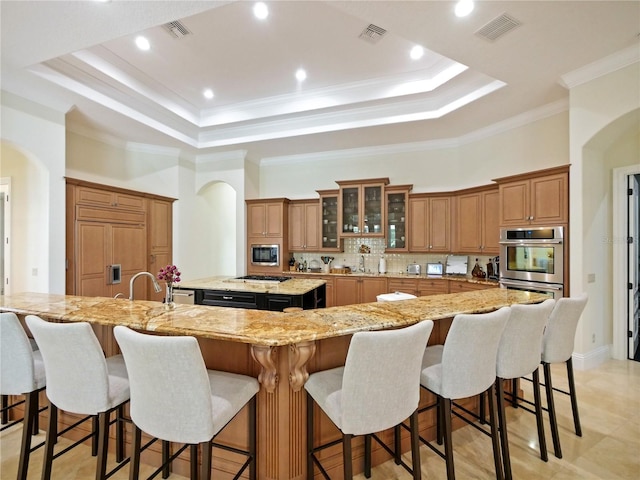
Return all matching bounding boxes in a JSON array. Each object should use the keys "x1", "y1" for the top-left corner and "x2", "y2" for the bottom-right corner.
[{"x1": 165, "y1": 283, "x2": 175, "y2": 310}]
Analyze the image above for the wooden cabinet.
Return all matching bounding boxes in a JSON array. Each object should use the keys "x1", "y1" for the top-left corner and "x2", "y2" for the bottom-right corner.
[
  {"x1": 408, "y1": 194, "x2": 451, "y2": 252},
  {"x1": 455, "y1": 186, "x2": 500, "y2": 254},
  {"x1": 317, "y1": 190, "x2": 341, "y2": 251},
  {"x1": 76, "y1": 185, "x2": 145, "y2": 211},
  {"x1": 385, "y1": 185, "x2": 411, "y2": 251},
  {"x1": 289, "y1": 200, "x2": 320, "y2": 251},
  {"x1": 246, "y1": 198, "x2": 289, "y2": 275},
  {"x1": 66, "y1": 179, "x2": 174, "y2": 301},
  {"x1": 334, "y1": 276, "x2": 387, "y2": 306},
  {"x1": 148, "y1": 198, "x2": 173, "y2": 302},
  {"x1": 448, "y1": 281, "x2": 497, "y2": 293},
  {"x1": 337, "y1": 178, "x2": 389, "y2": 237},
  {"x1": 388, "y1": 278, "x2": 418, "y2": 296},
  {"x1": 246, "y1": 199, "x2": 287, "y2": 238},
  {"x1": 495, "y1": 166, "x2": 569, "y2": 226},
  {"x1": 418, "y1": 278, "x2": 449, "y2": 297}
]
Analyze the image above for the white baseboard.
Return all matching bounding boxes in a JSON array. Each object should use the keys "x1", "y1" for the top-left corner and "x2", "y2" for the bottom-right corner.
[{"x1": 572, "y1": 345, "x2": 611, "y2": 370}]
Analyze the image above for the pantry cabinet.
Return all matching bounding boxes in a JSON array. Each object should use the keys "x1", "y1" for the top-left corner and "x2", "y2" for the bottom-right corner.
[
  {"x1": 408, "y1": 194, "x2": 451, "y2": 252},
  {"x1": 337, "y1": 178, "x2": 389, "y2": 237},
  {"x1": 334, "y1": 276, "x2": 387, "y2": 306},
  {"x1": 495, "y1": 166, "x2": 569, "y2": 226},
  {"x1": 66, "y1": 179, "x2": 175, "y2": 301},
  {"x1": 288, "y1": 199, "x2": 320, "y2": 251},
  {"x1": 455, "y1": 185, "x2": 499, "y2": 254}
]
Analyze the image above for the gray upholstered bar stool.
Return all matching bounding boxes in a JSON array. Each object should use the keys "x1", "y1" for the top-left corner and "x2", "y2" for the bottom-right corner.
[
  {"x1": 0, "y1": 312, "x2": 46, "y2": 480},
  {"x1": 25, "y1": 315, "x2": 130, "y2": 480},
  {"x1": 113, "y1": 325, "x2": 259, "y2": 480},
  {"x1": 493, "y1": 299, "x2": 556, "y2": 479},
  {"x1": 419, "y1": 307, "x2": 510, "y2": 480},
  {"x1": 305, "y1": 320, "x2": 434, "y2": 480},
  {"x1": 540, "y1": 293, "x2": 588, "y2": 459}
]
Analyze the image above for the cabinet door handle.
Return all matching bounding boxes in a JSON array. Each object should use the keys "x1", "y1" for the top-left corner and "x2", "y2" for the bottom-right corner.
[{"x1": 222, "y1": 296, "x2": 233, "y2": 300}]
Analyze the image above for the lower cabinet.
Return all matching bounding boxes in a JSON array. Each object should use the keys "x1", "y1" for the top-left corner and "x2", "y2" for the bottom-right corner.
[
  {"x1": 418, "y1": 279, "x2": 449, "y2": 296},
  {"x1": 387, "y1": 278, "x2": 419, "y2": 296},
  {"x1": 334, "y1": 276, "x2": 388, "y2": 306},
  {"x1": 195, "y1": 285, "x2": 326, "y2": 311}
]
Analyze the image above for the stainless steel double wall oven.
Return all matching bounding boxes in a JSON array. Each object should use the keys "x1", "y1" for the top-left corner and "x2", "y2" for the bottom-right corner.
[{"x1": 499, "y1": 226, "x2": 565, "y2": 298}]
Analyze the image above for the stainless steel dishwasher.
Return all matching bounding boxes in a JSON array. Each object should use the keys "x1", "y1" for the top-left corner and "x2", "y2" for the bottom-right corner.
[{"x1": 172, "y1": 289, "x2": 195, "y2": 305}]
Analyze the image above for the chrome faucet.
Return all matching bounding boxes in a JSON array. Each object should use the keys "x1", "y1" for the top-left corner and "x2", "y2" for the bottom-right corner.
[
  {"x1": 129, "y1": 272, "x2": 162, "y2": 301},
  {"x1": 359, "y1": 255, "x2": 365, "y2": 272}
]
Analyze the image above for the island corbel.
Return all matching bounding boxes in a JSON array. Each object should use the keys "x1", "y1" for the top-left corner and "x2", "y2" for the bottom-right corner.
[
  {"x1": 288, "y1": 340, "x2": 316, "y2": 391},
  {"x1": 250, "y1": 344, "x2": 279, "y2": 393}
]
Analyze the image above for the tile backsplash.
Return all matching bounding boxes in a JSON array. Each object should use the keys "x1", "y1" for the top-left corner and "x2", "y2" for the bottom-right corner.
[{"x1": 291, "y1": 238, "x2": 497, "y2": 276}]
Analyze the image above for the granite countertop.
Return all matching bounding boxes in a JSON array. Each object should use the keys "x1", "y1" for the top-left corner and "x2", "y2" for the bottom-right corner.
[
  {"x1": 1, "y1": 289, "x2": 548, "y2": 347},
  {"x1": 286, "y1": 271, "x2": 499, "y2": 285},
  {"x1": 176, "y1": 276, "x2": 326, "y2": 294}
]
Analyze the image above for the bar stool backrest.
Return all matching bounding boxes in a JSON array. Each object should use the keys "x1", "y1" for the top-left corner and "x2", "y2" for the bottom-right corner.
[
  {"x1": 25, "y1": 316, "x2": 113, "y2": 414},
  {"x1": 542, "y1": 294, "x2": 588, "y2": 364},
  {"x1": 340, "y1": 320, "x2": 433, "y2": 435},
  {"x1": 497, "y1": 299, "x2": 556, "y2": 379},
  {"x1": 1, "y1": 312, "x2": 44, "y2": 395},
  {"x1": 439, "y1": 307, "x2": 511, "y2": 399},
  {"x1": 113, "y1": 326, "x2": 216, "y2": 444}
]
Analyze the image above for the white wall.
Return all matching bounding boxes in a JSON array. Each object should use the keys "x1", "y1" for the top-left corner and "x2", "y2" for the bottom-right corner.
[
  {"x1": 259, "y1": 112, "x2": 569, "y2": 198},
  {"x1": 0, "y1": 93, "x2": 65, "y2": 294},
  {"x1": 568, "y1": 61, "x2": 640, "y2": 365}
]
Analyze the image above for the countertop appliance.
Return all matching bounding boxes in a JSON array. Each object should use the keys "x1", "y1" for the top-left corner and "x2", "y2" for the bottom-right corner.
[
  {"x1": 445, "y1": 255, "x2": 468, "y2": 275},
  {"x1": 406, "y1": 263, "x2": 421, "y2": 275},
  {"x1": 499, "y1": 226, "x2": 564, "y2": 298},
  {"x1": 427, "y1": 263, "x2": 443, "y2": 275}
]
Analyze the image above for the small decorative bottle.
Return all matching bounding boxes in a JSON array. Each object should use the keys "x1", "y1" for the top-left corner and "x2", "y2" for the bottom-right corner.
[{"x1": 472, "y1": 258, "x2": 481, "y2": 278}]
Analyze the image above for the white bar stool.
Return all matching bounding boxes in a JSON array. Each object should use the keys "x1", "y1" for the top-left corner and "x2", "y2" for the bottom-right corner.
[
  {"x1": 540, "y1": 293, "x2": 588, "y2": 458},
  {"x1": 113, "y1": 325, "x2": 259, "y2": 480},
  {"x1": 305, "y1": 320, "x2": 434, "y2": 479},
  {"x1": 0, "y1": 312, "x2": 46, "y2": 480},
  {"x1": 25, "y1": 315, "x2": 130, "y2": 480},
  {"x1": 419, "y1": 307, "x2": 510, "y2": 480}
]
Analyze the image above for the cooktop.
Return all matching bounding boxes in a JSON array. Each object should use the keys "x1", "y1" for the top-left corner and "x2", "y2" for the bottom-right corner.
[{"x1": 235, "y1": 275, "x2": 291, "y2": 282}]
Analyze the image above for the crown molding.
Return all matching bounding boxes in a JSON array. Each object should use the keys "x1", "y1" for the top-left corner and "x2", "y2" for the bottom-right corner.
[
  {"x1": 125, "y1": 142, "x2": 181, "y2": 157},
  {"x1": 559, "y1": 44, "x2": 640, "y2": 89}
]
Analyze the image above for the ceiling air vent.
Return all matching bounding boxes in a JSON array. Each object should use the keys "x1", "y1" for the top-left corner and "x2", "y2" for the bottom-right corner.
[
  {"x1": 163, "y1": 20, "x2": 192, "y2": 39},
  {"x1": 359, "y1": 24, "x2": 387, "y2": 44},
  {"x1": 475, "y1": 13, "x2": 521, "y2": 41}
]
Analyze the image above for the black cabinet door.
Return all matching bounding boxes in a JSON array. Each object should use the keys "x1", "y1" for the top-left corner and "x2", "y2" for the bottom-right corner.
[{"x1": 262, "y1": 294, "x2": 301, "y2": 312}]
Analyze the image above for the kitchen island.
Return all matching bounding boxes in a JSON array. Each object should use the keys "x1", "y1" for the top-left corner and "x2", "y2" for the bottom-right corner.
[
  {"x1": 1, "y1": 289, "x2": 548, "y2": 480},
  {"x1": 176, "y1": 275, "x2": 326, "y2": 311}
]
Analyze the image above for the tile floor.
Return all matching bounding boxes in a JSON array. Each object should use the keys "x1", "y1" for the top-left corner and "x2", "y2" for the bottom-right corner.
[{"x1": 1, "y1": 360, "x2": 638, "y2": 479}]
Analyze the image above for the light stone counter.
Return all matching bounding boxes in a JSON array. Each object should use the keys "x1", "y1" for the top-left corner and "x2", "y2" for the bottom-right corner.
[
  {"x1": 1, "y1": 289, "x2": 545, "y2": 347},
  {"x1": 176, "y1": 275, "x2": 326, "y2": 294}
]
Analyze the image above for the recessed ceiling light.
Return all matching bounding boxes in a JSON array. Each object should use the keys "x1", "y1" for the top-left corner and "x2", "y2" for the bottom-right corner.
[
  {"x1": 455, "y1": 0, "x2": 475, "y2": 18},
  {"x1": 295, "y1": 68, "x2": 307, "y2": 82},
  {"x1": 410, "y1": 45, "x2": 424, "y2": 60},
  {"x1": 203, "y1": 89, "x2": 214, "y2": 100},
  {"x1": 135, "y1": 36, "x2": 150, "y2": 51},
  {"x1": 253, "y1": 2, "x2": 269, "y2": 20}
]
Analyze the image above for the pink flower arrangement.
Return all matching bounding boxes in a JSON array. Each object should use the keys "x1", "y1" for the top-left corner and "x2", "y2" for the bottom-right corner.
[{"x1": 158, "y1": 265, "x2": 181, "y2": 286}]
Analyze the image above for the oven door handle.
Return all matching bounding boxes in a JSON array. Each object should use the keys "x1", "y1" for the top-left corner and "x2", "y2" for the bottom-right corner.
[
  {"x1": 500, "y1": 279, "x2": 564, "y2": 291},
  {"x1": 499, "y1": 240, "x2": 563, "y2": 245}
]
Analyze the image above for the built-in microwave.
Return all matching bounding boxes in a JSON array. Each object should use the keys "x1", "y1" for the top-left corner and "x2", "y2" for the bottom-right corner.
[
  {"x1": 251, "y1": 244, "x2": 280, "y2": 266},
  {"x1": 499, "y1": 226, "x2": 564, "y2": 285}
]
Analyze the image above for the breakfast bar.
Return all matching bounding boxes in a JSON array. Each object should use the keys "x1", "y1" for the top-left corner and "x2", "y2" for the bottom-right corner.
[{"x1": 1, "y1": 289, "x2": 548, "y2": 479}]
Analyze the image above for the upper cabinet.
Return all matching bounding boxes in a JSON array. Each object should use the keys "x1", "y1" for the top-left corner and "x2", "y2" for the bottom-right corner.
[
  {"x1": 337, "y1": 178, "x2": 389, "y2": 237},
  {"x1": 455, "y1": 185, "x2": 500, "y2": 255},
  {"x1": 408, "y1": 194, "x2": 451, "y2": 252},
  {"x1": 495, "y1": 166, "x2": 569, "y2": 226},
  {"x1": 289, "y1": 199, "x2": 320, "y2": 251},
  {"x1": 247, "y1": 199, "x2": 288, "y2": 238},
  {"x1": 317, "y1": 189, "x2": 342, "y2": 251},
  {"x1": 385, "y1": 184, "x2": 412, "y2": 251}
]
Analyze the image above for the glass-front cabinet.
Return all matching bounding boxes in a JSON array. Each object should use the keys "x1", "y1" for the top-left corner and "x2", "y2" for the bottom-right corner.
[
  {"x1": 337, "y1": 178, "x2": 389, "y2": 237},
  {"x1": 385, "y1": 184, "x2": 412, "y2": 251},
  {"x1": 317, "y1": 189, "x2": 341, "y2": 251}
]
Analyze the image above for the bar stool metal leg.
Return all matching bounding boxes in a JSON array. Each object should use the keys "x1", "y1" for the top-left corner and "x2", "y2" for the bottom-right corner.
[
  {"x1": 496, "y1": 379, "x2": 512, "y2": 480},
  {"x1": 532, "y1": 369, "x2": 548, "y2": 462},
  {"x1": 200, "y1": 440, "x2": 212, "y2": 480},
  {"x1": 343, "y1": 434, "x2": 353, "y2": 479},
  {"x1": 543, "y1": 362, "x2": 562, "y2": 458},
  {"x1": 487, "y1": 384, "x2": 504, "y2": 480},
  {"x1": 129, "y1": 425, "x2": 142, "y2": 480},
  {"x1": 42, "y1": 402, "x2": 58, "y2": 480},
  {"x1": 566, "y1": 358, "x2": 582, "y2": 436},
  {"x1": 409, "y1": 410, "x2": 421, "y2": 480},
  {"x1": 96, "y1": 411, "x2": 110, "y2": 480},
  {"x1": 17, "y1": 391, "x2": 39, "y2": 480}
]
